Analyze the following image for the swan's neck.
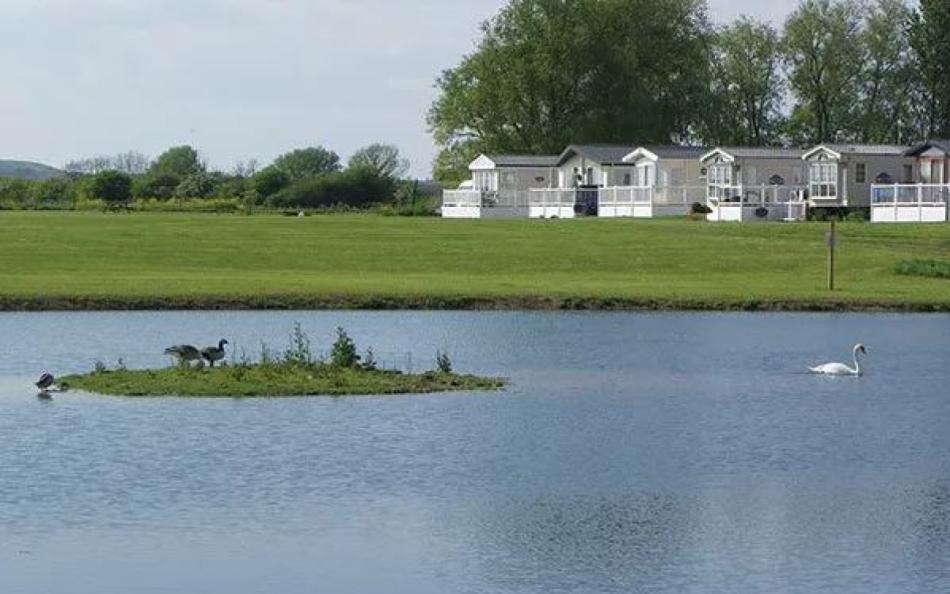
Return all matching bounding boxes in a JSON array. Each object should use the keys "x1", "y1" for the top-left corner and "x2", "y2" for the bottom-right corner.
[{"x1": 852, "y1": 350, "x2": 862, "y2": 375}]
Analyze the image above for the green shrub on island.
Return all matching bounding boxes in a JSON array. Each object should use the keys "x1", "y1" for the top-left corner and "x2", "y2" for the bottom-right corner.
[{"x1": 60, "y1": 326, "x2": 503, "y2": 397}]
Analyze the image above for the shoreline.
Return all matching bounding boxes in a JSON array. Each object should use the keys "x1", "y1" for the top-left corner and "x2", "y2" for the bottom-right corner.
[{"x1": 2, "y1": 295, "x2": 949, "y2": 313}]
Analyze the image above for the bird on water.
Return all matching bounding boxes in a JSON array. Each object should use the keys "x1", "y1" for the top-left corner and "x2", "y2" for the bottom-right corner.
[
  {"x1": 35, "y1": 373, "x2": 55, "y2": 391},
  {"x1": 809, "y1": 344, "x2": 867, "y2": 376}
]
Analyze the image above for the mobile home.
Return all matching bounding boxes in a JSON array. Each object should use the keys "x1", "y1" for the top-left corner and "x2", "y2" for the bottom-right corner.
[
  {"x1": 441, "y1": 154, "x2": 558, "y2": 218},
  {"x1": 603, "y1": 146, "x2": 707, "y2": 217},
  {"x1": 802, "y1": 144, "x2": 912, "y2": 208},
  {"x1": 700, "y1": 147, "x2": 808, "y2": 222},
  {"x1": 870, "y1": 140, "x2": 950, "y2": 223}
]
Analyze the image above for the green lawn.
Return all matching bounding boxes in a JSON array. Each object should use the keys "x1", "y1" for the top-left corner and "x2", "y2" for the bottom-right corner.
[{"x1": 2, "y1": 211, "x2": 949, "y2": 310}]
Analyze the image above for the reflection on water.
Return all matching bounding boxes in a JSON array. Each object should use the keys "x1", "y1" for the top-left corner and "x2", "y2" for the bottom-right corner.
[{"x1": 1, "y1": 311, "x2": 950, "y2": 593}]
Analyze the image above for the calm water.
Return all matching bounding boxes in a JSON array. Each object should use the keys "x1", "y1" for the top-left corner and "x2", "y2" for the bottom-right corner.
[{"x1": 1, "y1": 311, "x2": 950, "y2": 593}]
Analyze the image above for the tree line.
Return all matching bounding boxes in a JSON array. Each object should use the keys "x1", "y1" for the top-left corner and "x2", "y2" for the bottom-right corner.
[
  {"x1": 428, "y1": 0, "x2": 950, "y2": 184},
  {"x1": 0, "y1": 143, "x2": 425, "y2": 212}
]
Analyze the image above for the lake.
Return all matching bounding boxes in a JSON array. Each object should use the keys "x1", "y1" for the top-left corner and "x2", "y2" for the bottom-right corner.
[{"x1": 1, "y1": 311, "x2": 949, "y2": 593}]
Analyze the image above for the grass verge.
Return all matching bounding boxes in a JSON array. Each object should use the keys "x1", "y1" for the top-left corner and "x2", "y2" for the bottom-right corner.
[{"x1": 2, "y1": 212, "x2": 950, "y2": 311}]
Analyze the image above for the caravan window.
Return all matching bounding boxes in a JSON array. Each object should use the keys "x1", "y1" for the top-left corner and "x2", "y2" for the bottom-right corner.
[
  {"x1": 809, "y1": 162, "x2": 837, "y2": 198},
  {"x1": 855, "y1": 163, "x2": 867, "y2": 184},
  {"x1": 707, "y1": 163, "x2": 733, "y2": 200}
]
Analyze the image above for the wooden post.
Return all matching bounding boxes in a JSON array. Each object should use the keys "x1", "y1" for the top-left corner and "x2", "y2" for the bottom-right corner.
[{"x1": 827, "y1": 221, "x2": 837, "y2": 292}]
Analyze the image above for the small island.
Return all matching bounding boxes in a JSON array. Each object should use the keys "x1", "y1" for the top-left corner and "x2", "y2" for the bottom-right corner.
[{"x1": 61, "y1": 326, "x2": 505, "y2": 398}]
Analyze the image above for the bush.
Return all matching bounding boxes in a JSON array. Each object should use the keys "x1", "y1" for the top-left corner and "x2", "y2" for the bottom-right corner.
[
  {"x1": 0, "y1": 178, "x2": 33, "y2": 209},
  {"x1": 84, "y1": 170, "x2": 133, "y2": 204},
  {"x1": 30, "y1": 178, "x2": 75, "y2": 209},
  {"x1": 690, "y1": 201, "x2": 712, "y2": 215},
  {"x1": 809, "y1": 207, "x2": 870, "y2": 222},
  {"x1": 253, "y1": 166, "x2": 292, "y2": 198},
  {"x1": 269, "y1": 167, "x2": 395, "y2": 209},
  {"x1": 435, "y1": 351, "x2": 452, "y2": 374},
  {"x1": 133, "y1": 172, "x2": 180, "y2": 200},
  {"x1": 174, "y1": 172, "x2": 224, "y2": 199},
  {"x1": 846, "y1": 209, "x2": 869, "y2": 222},
  {"x1": 134, "y1": 197, "x2": 242, "y2": 213},
  {"x1": 330, "y1": 327, "x2": 361, "y2": 368},
  {"x1": 283, "y1": 323, "x2": 313, "y2": 365},
  {"x1": 895, "y1": 260, "x2": 950, "y2": 279}
]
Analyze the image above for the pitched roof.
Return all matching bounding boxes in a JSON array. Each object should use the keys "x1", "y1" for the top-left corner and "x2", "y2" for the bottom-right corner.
[
  {"x1": 701, "y1": 147, "x2": 807, "y2": 163},
  {"x1": 710, "y1": 147, "x2": 807, "y2": 160},
  {"x1": 486, "y1": 154, "x2": 560, "y2": 168},
  {"x1": 905, "y1": 140, "x2": 950, "y2": 157},
  {"x1": 820, "y1": 144, "x2": 909, "y2": 156},
  {"x1": 557, "y1": 144, "x2": 641, "y2": 166},
  {"x1": 638, "y1": 145, "x2": 707, "y2": 159}
]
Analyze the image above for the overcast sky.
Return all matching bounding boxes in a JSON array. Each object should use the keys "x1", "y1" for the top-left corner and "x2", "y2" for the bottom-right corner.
[{"x1": 0, "y1": 0, "x2": 798, "y2": 177}]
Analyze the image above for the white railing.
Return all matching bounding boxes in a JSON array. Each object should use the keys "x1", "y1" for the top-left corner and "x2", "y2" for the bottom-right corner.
[
  {"x1": 598, "y1": 186, "x2": 706, "y2": 217},
  {"x1": 871, "y1": 184, "x2": 950, "y2": 205},
  {"x1": 529, "y1": 188, "x2": 577, "y2": 218},
  {"x1": 707, "y1": 185, "x2": 808, "y2": 222},
  {"x1": 442, "y1": 189, "x2": 482, "y2": 208},
  {"x1": 871, "y1": 184, "x2": 950, "y2": 223},
  {"x1": 442, "y1": 189, "x2": 538, "y2": 209}
]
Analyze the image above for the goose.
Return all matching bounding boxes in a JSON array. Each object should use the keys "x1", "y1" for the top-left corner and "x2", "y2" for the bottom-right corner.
[
  {"x1": 200, "y1": 339, "x2": 229, "y2": 367},
  {"x1": 810, "y1": 344, "x2": 867, "y2": 376},
  {"x1": 35, "y1": 373, "x2": 55, "y2": 391},
  {"x1": 165, "y1": 345, "x2": 201, "y2": 365}
]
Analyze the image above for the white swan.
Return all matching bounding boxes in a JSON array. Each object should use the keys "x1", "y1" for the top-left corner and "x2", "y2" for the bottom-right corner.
[{"x1": 810, "y1": 344, "x2": 867, "y2": 376}]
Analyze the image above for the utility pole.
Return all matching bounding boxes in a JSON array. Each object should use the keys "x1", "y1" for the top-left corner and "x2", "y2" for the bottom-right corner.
[{"x1": 826, "y1": 221, "x2": 837, "y2": 291}]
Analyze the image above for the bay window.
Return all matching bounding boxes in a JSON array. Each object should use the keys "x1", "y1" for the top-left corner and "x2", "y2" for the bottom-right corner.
[{"x1": 810, "y1": 162, "x2": 837, "y2": 199}]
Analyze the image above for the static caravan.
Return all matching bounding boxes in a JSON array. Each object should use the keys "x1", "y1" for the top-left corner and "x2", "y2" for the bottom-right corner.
[
  {"x1": 441, "y1": 154, "x2": 558, "y2": 218},
  {"x1": 700, "y1": 147, "x2": 808, "y2": 222},
  {"x1": 870, "y1": 140, "x2": 950, "y2": 223},
  {"x1": 906, "y1": 140, "x2": 950, "y2": 183},
  {"x1": 603, "y1": 146, "x2": 707, "y2": 217},
  {"x1": 802, "y1": 145, "x2": 912, "y2": 209},
  {"x1": 531, "y1": 144, "x2": 637, "y2": 217}
]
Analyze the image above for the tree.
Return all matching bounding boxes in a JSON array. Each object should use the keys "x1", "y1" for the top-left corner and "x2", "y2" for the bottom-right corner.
[
  {"x1": 133, "y1": 172, "x2": 180, "y2": 200},
  {"x1": 252, "y1": 166, "x2": 292, "y2": 197},
  {"x1": 112, "y1": 151, "x2": 151, "y2": 175},
  {"x1": 64, "y1": 152, "x2": 151, "y2": 175},
  {"x1": 910, "y1": 0, "x2": 950, "y2": 137},
  {"x1": 432, "y1": 142, "x2": 480, "y2": 188},
  {"x1": 150, "y1": 145, "x2": 205, "y2": 178},
  {"x1": 231, "y1": 159, "x2": 260, "y2": 178},
  {"x1": 428, "y1": 0, "x2": 711, "y2": 183},
  {"x1": 703, "y1": 17, "x2": 784, "y2": 145},
  {"x1": 64, "y1": 156, "x2": 113, "y2": 175},
  {"x1": 272, "y1": 147, "x2": 341, "y2": 182},
  {"x1": 174, "y1": 172, "x2": 223, "y2": 199},
  {"x1": 30, "y1": 178, "x2": 75, "y2": 207},
  {"x1": 856, "y1": 0, "x2": 918, "y2": 143},
  {"x1": 349, "y1": 144, "x2": 410, "y2": 180},
  {"x1": 268, "y1": 168, "x2": 394, "y2": 209},
  {"x1": 783, "y1": 0, "x2": 864, "y2": 144},
  {"x1": 84, "y1": 170, "x2": 133, "y2": 204}
]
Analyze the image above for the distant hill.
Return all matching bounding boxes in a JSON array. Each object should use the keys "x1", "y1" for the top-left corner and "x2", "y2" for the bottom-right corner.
[{"x1": 0, "y1": 160, "x2": 65, "y2": 181}]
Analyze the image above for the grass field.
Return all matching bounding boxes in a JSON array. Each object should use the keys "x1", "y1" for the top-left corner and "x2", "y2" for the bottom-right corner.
[{"x1": 2, "y1": 211, "x2": 949, "y2": 310}]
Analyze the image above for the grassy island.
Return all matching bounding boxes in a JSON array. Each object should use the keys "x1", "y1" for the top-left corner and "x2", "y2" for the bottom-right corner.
[
  {"x1": 61, "y1": 364, "x2": 503, "y2": 397},
  {"x1": 61, "y1": 326, "x2": 504, "y2": 398}
]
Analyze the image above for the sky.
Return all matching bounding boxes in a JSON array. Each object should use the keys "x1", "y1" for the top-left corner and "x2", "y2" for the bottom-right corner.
[{"x1": 0, "y1": 0, "x2": 799, "y2": 177}]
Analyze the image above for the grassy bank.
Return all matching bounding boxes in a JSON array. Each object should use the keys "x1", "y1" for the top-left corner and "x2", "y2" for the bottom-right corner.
[
  {"x1": 2, "y1": 211, "x2": 949, "y2": 311},
  {"x1": 61, "y1": 364, "x2": 503, "y2": 397}
]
